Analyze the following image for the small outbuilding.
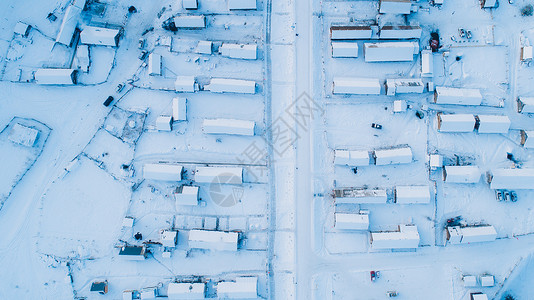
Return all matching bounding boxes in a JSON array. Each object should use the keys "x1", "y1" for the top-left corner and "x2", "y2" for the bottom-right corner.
[
  {"x1": 143, "y1": 163, "x2": 183, "y2": 181},
  {"x1": 148, "y1": 53, "x2": 162, "y2": 76},
  {"x1": 521, "y1": 130, "x2": 534, "y2": 148},
  {"x1": 80, "y1": 26, "x2": 120, "y2": 47},
  {"x1": 463, "y1": 275, "x2": 477, "y2": 287},
  {"x1": 156, "y1": 115, "x2": 173, "y2": 131},
  {"x1": 363, "y1": 42, "x2": 416, "y2": 62},
  {"x1": 370, "y1": 224, "x2": 420, "y2": 250},
  {"x1": 521, "y1": 46, "x2": 533, "y2": 61},
  {"x1": 118, "y1": 245, "x2": 147, "y2": 260},
  {"x1": 188, "y1": 230, "x2": 239, "y2": 251},
  {"x1": 333, "y1": 77, "x2": 381, "y2": 95},
  {"x1": 333, "y1": 188, "x2": 388, "y2": 204},
  {"x1": 334, "y1": 150, "x2": 370, "y2": 166},
  {"x1": 196, "y1": 41, "x2": 213, "y2": 54},
  {"x1": 168, "y1": 282, "x2": 205, "y2": 299},
  {"x1": 216, "y1": 277, "x2": 258, "y2": 299},
  {"x1": 35, "y1": 68, "x2": 77, "y2": 85},
  {"x1": 220, "y1": 43, "x2": 257, "y2": 60},
  {"x1": 437, "y1": 113, "x2": 476, "y2": 133},
  {"x1": 379, "y1": 0, "x2": 413, "y2": 14},
  {"x1": 434, "y1": 87, "x2": 483, "y2": 106},
  {"x1": 228, "y1": 0, "x2": 257, "y2": 10},
  {"x1": 443, "y1": 166, "x2": 481, "y2": 183},
  {"x1": 394, "y1": 185, "x2": 430, "y2": 204},
  {"x1": 334, "y1": 213, "x2": 369, "y2": 230},
  {"x1": 481, "y1": 0, "x2": 497, "y2": 8},
  {"x1": 14, "y1": 22, "x2": 31, "y2": 37},
  {"x1": 517, "y1": 96, "x2": 534, "y2": 113},
  {"x1": 332, "y1": 42, "x2": 359, "y2": 58},
  {"x1": 174, "y1": 15, "x2": 206, "y2": 28},
  {"x1": 488, "y1": 168, "x2": 534, "y2": 190},
  {"x1": 161, "y1": 230, "x2": 178, "y2": 248},
  {"x1": 174, "y1": 185, "x2": 199, "y2": 206},
  {"x1": 475, "y1": 115, "x2": 511, "y2": 134},
  {"x1": 202, "y1": 118, "x2": 255, "y2": 136},
  {"x1": 175, "y1": 76, "x2": 196, "y2": 92},
  {"x1": 90, "y1": 281, "x2": 108, "y2": 294},
  {"x1": 471, "y1": 293, "x2": 489, "y2": 300},
  {"x1": 205, "y1": 78, "x2": 256, "y2": 94},
  {"x1": 330, "y1": 25, "x2": 373, "y2": 40},
  {"x1": 8, "y1": 123, "x2": 39, "y2": 147},
  {"x1": 373, "y1": 146, "x2": 413, "y2": 166},
  {"x1": 173, "y1": 97, "x2": 187, "y2": 121},
  {"x1": 480, "y1": 275, "x2": 495, "y2": 287},
  {"x1": 194, "y1": 166, "x2": 243, "y2": 184},
  {"x1": 182, "y1": 0, "x2": 198, "y2": 10}
]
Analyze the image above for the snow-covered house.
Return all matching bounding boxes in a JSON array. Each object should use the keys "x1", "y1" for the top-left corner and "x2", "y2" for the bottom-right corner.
[
  {"x1": 334, "y1": 213, "x2": 369, "y2": 230},
  {"x1": 379, "y1": 25, "x2": 422, "y2": 39},
  {"x1": 80, "y1": 26, "x2": 120, "y2": 47},
  {"x1": 196, "y1": 41, "x2": 212, "y2": 54},
  {"x1": 194, "y1": 166, "x2": 243, "y2": 184},
  {"x1": 332, "y1": 77, "x2": 381, "y2": 95},
  {"x1": 480, "y1": 275, "x2": 494, "y2": 287},
  {"x1": 487, "y1": 168, "x2": 534, "y2": 190},
  {"x1": 333, "y1": 188, "x2": 388, "y2": 204},
  {"x1": 143, "y1": 163, "x2": 183, "y2": 181},
  {"x1": 334, "y1": 150, "x2": 370, "y2": 166},
  {"x1": 228, "y1": 0, "x2": 257, "y2": 10},
  {"x1": 446, "y1": 225, "x2": 497, "y2": 245},
  {"x1": 202, "y1": 118, "x2": 255, "y2": 136},
  {"x1": 373, "y1": 146, "x2": 413, "y2": 166},
  {"x1": 332, "y1": 42, "x2": 359, "y2": 58},
  {"x1": 363, "y1": 42, "x2": 416, "y2": 62},
  {"x1": 421, "y1": 49, "x2": 433, "y2": 77},
  {"x1": 174, "y1": 185, "x2": 199, "y2": 206},
  {"x1": 216, "y1": 277, "x2": 258, "y2": 299},
  {"x1": 118, "y1": 246, "x2": 147, "y2": 260},
  {"x1": 463, "y1": 275, "x2": 477, "y2": 287},
  {"x1": 174, "y1": 15, "x2": 206, "y2": 28},
  {"x1": 385, "y1": 78, "x2": 424, "y2": 95},
  {"x1": 35, "y1": 68, "x2": 77, "y2": 85},
  {"x1": 205, "y1": 78, "x2": 256, "y2": 94},
  {"x1": 161, "y1": 230, "x2": 178, "y2": 248},
  {"x1": 521, "y1": 130, "x2": 534, "y2": 148},
  {"x1": 481, "y1": 0, "x2": 497, "y2": 8},
  {"x1": 437, "y1": 113, "x2": 476, "y2": 133},
  {"x1": 379, "y1": 0, "x2": 413, "y2": 14},
  {"x1": 517, "y1": 97, "x2": 534, "y2": 113},
  {"x1": 175, "y1": 76, "x2": 195, "y2": 92},
  {"x1": 156, "y1": 116, "x2": 173, "y2": 131},
  {"x1": 330, "y1": 25, "x2": 373, "y2": 40},
  {"x1": 443, "y1": 166, "x2": 481, "y2": 183},
  {"x1": 55, "y1": 5, "x2": 82, "y2": 46},
  {"x1": 182, "y1": 0, "x2": 198, "y2": 10},
  {"x1": 434, "y1": 87, "x2": 483, "y2": 106},
  {"x1": 8, "y1": 123, "x2": 39, "y2": 147},
  {"x1": 172, "y1": 97, "x2": 187, "y2": 122},
  {"x1": 394, "y1": 185, "x2": 431, "y2": 204},
  {"x1": 370, "y1": 225, "x2": 420, "y2": 250},
  {"x1": 521, "y1": 46, "x2": 533, "y2": 61},
  {"x1": 167, "y1": 282, "x2": 205, "y2": 299},
  {"x1": 220, "y1": 43, "x2": 257, "y2": 60},
  {"x1": 148, "y1": 53, "x2": 161, "y2": 76},
  {"x1": 475, "y1": 115, "x2": 511, "y2": 134},
  {"x1": 188, "y1": 230, "x2": 239, "y2": 251},
  {"x1": 14, "y1": 22, "x2": 31, "y2": 37}
]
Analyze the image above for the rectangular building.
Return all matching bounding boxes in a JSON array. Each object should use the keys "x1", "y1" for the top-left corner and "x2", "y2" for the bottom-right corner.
[
  {"x1": 334, "y1": 150, "x2": 370, "y2": 166},
  {"x1": 228, "y1": 0, "x2": 257, "y2": 10},
  {"x1": 334, "y1": 188, "x2": 388, "y2": 204},
  {"x1": 35, "y1": 68, "x2": 77, "y2": 85},
  {"x1": 395, "y1": 185, "x2": 430, "y2": 204},
  {"x1": 80, "y1": 26, "x2": 120, "y2": 47},
  {"x1": 334, "y1": 213, "x2": 369, "y2": 230},
  {"x1": 333, "y1": 77, "x2": 381, "y2": 95},
  {"x1": 521, "y1": 130, "x2": 534, "y2": 148},
  {"x1": 379, "y1": 25, "x2": 422, "y2": 39},
  {"x1": 332, "y1": 42, "x2": 359, "y2": 58},
  {"x1": 143, "y1": 163, "x2": 183, "y2": 181},
  {"x1": 182, "y1": 0, "x2": 199, "y2": 9},
  {"x1": 437, "y1": 113, "x2": 476, "y2": 133},
  {"x1": 148, "y1": 53, "x2": 161, "y2": 76},
  {"x1": 421, "y1": 50, "x2": 433, "y2": 77},
  {"x1": 118, "y1": 246, "x2": 146, "y2": 260},
  {"x1": 188, "y1": 230, "x2": 239, "y2": 251},
  {"x1": 172, "y1": 97, "x2": 187, "y2": 121},
  {"x1": 174, "y1": 185, "x2": 199, "y2": 206},
  {"x1": 446, "y1": 225, "x2": 497, "y2": 245},
  {"x1": 217, "y1": 277, "x2": 257, "y2": 299},
  {"x1": 330, "y1": 25, "x2": 373, "y2": 40},
  {"x1": 434, "y1": 87, "x2": 483, "y2": 106},
  {"x1": 194, "y1": 166, "x2": 243, "y2": 184},
  {"x1": 476, "y1": 115, "x2": 511, "y2": 134},
  {"x1": 363, "y1": 42, "x2": 415, "y2": 62},
  {"x1": 175, "y1": 76, "x2": 195, "y2": 92},
  {"x1": 370, "y1": 224, "x2": 420, "y2": 250},
  {"x1": 55, "y1": 5, "x2": 82, "y2": 46},
  {"x1": 517, "y1": 97, "x2": 534, "y2": 113},
  {"x1": 167, "y1": 282, "x2": 205, "y2": 299},
  {"x1": 156, "y1": 116, "x2": 172, "y2": 131},
  {"x1": 220, "y1": 43, "x2": 257, "y2": 60},
  {"x1": 374, "y1": 146, "x2": 413, "y2": 166},
  {"x1": 379, "y1": 0, "x2": 412, "y2": 14},
  {"x1": 202, "y1": 118, "x2": 255, "y2": 136},
  {"x1": 205, "y1": 78, "x2": 256, "y2": 94},
  {"x1": 443, "y1": 166, "x2": 481, "y2": 183},
  {"x1": 488, "y1": 168, "x2": 534, "y2": 190},
  {"x1": 386, "y1": 78, "x2": 424, "y2": 95},
  {"x1": 174, "y1": 15, "x2": 206, "y2": 28}
]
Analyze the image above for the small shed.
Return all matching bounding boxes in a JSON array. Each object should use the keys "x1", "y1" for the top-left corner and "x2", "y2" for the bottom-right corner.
[
  {"x1": 175, "y1": 76, "x2": 195, "y2": 92},
  {"x1": 14, "y1": 22, "x2": 31, "y2": 37},
  {"x1": 517, "y1": 97, "x2": 534, "y2": 113},
  {"x1": 334, "y1": 150, "x2": 370, "y2": 166},
  {"x1": 333, "y1": 188, "x2": 388, "y2": 204},
  {"x1": 188, "y1": 230, "x2": 239, "y2": 251},
  {"x1": 118, "y1": 246, "x2": 146, "y2": 260},
  {"x1": 220, "y1": 43, "x2": 257, "y2": 60},
  {"x1": 8, "y1": 123, "x2": 39, "y2": 147},
  {"x1": 122, "y1": 217, "x2": 134, "y2": 228},
  {"x1": 363, "y1": 42, "x2": 415, "y2": 62},
  {"x1": 443, "y1": 166, "x2": 481, "y2": 183},
  {"x1": 173, "y1": 97, "x2": 187, "y2": 121},
  {"x1": 80, "y1": 26, "x2": 120, "y2": 47},
  {"x1": 228, "y1": 0, "x2": 257, "y2": 10},
  {"x1": 148, "y1": 53, "x2": 161, "y2": 76},
  {"x1": 330, "y1": 25, "x2": 373, "y2": 40},
  {"x1": 370, "y1": 224, "x2": 420, "y2": 250},
  {"x1": 123, "y1": 290, "x2": 134, "y2": 300},
  {"x1": 35, "y1": 68, "x2": 77, "y2": 85},
  {"x1": 168, "y1": 282, "x2": 205, "y2": 299},
  {"x1": 332, "y1": 77, "x2": 381, "y2": 95},
  {"x1": 174, "y1": 15, "x2": 206, "y2": 28},
  {"x1": 143, "y1": 163, "x2": 183, "y2": 181},
  {"x1": 379, "y1": 0, "x2": 412, "y2": 14},
  {"x1": 379, "y1": 25, "x2": 421, "y2": 39},
  {"x1": 471, "y1": 294, "x2": 488, "y2": 300},
  {"x1": 55, "y1": 5, "x2": 82, "y2": 46},
  {"x1": 475, "y1": 115, "x2": 511, "y2": 134},
  {"x1": 373, "y1": 146, "x2": 413, "y2": 166},
  {"x1": 334, "y1": 213, "x2": 369, "y2": 230},
  {"x1": 90, "y1": 281, "x2": 108, "y2": 294},
  {"x1": 386, "y1": 78, "x2": 424, "y2": 95},
  {"x1": 332, "y1": 42, "x2": 359, "y2": 58},
  {"x1": 393, "y1": 100, "x2": 407, "y2": 112},
  {"x1": 394, "y1": 185, "x2": 430, "y2": 204},
  {"x1": 521, "y1": 46, "x2": 533, "y2": 61},
  {"x1": 194, "y1": 166, "x2": 243, "y2": 184},
  {"x1": 182, "y1": 0, "x2": 198, "y2": 10},
  {"x1": 480, "y1": 275, "x2": 494, "y2": 287},
  {"x1": 174, "y1": 185, "x2": 199, "y2": 206},
  {"x1": 202, "y1": 118, "x2": 255, "y2": 136},
  {"x1": 196, "y1": 41, "x2": 212, "y2": 54},
  {"x1": 434, "y1": 87, "x2": 483, "y2": 106},
  {"x1": 488, "y1": 168, "x2": 534, "y2": 190},
  {"x1": 481, "y1": 0, "x2": 497, "y2": 8},
  {"x1": 75, "y1": 44, "x2": 90, "y2": 73},
  {"x1": 446, "y1": 225, "x2": 497, "y2": 244},
  {"x1": 205, "y1": 78, "x2": 256, "y2": 94},
  {"x1": 421, "y1": 50, "x2": 433, "y2": 77},
  {"x1": 161, "y1": 230, "x2": 178, "y2": 248},
  {"x1": 217, "y1": 277, "x2": 258, "y2": 299},
  {"x1": 430, "y1": 154, "x2": 443, "y2": 170},
  {"x1": 437, "y1": 113, "x2": 476, "y2": 133},
  {"x1": 140, "y1": 288, "x2": 157, "y2": 300},
  {"x1": 156, "y1": 116, "x2": 173, "y2": 131},
  {"x1": 521, "y1": 130, "x2": 534, "y2": 148},
  {"x1": 463, "y1": 275, "x2": 477, "y2": 287}
]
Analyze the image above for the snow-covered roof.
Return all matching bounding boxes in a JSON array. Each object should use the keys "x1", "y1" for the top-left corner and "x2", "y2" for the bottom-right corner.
[
  {"x1": 80, "y1": 26, "x2": 120, "y2": 47},
  {"x1": 379, "y1": 25, "x2": 421, "y2": 39},
  {"x1": 194, "y1": 166, "x2": 243, "y2": 184},
  {"x1": 156, "y1": 116, "x2": 172, "y2": 131},
  {"x1": 118, "y1": 246, "x2": 146, "y2": 260},
  {"x1": 175, "y1": 186, "x2": 199, "y2": 206},
  {"x1": 123, "y1": 290, "x2": 134, "y2": 300},
  {"x1": 421, "y1": 50, "x2": 433, "y2": 77},
  {"x1": 364, "y1": 42, "x2": 415, "y2": 62},
  {"x1": 447, "y1": 225, "x2": 497, "y2": 244},
  {"x1": 55, "y1": 5, "x2": 82, "y2": 45},
  {"x1": 333, "y1": 77, "x2": 381, "y2": 95},
  {"x1": 14, "y1": 22, "x2": 30, "y2": 36},
  {"x1": 75, "y1": 44, "x2": 90, "y2": 72},
  {"x1": 334, "y1": 188, "x2": 388, "y2": 204},
  {"x1": 188, "y1": 230, "x2": 239, "y2": 251},
  {"x1": 434, "y1": 87, "x2": 483, "y2": 106},
  {"x1": 172, "y1": 97, "x2": 187, "y2": 121},
  {"x1": 332, "y1": 42, "x2": 359, "y2": 58},
  {"x1": 140, "y1": 289, "x2": 156, "y2": 299},
  {"x1": 148, "y1": 53, "x2": 161, "y2": 76},
  {"x1": 379, "y1": 0, "x2": 412, "y2": 14},
  {"x1": 205, "y1": 78, "x2": 256, "y2": 94},
  {"x1": 518, "y1": 97, "x2": 534, "y2": 113},
  {"x1": 8, "y1": 123, "x2": 39, "y2": 147},
  {"x1": 217, "y1": 277, "x2": 258, "y2": 298},
  {"x1": 521, "y1": 46, "x2": 533, "y2": 60},
  {"x1": 168, "y1": 282, "x2": 205, "y2": 299},
  {"x1": 174, "y1": 15, "x2": 206, "y2": 28},
  {"x1": 161, "y1": 230, "x2": 178, "y2": 247},
  {"x1": 72, "y1": 0, "x2": 87, "y2": 9},
  {"x1": 143, "y1": 163, "x2": 183, "y2": 181},
  {"x1": 444, "y1": 166, "x2": 481, "y2": 183},
  {"x1": 476, "y1": 115, "x2": 510, "y2": 134},
  {"x1": 393, "y1": 100, "x2": 407, "y2": 112},
  {"x1": 35, "y1": 68, "x2": 77, "y2": 85},
  {"x1": 489, "y1": 168, "x2": 534, "y2": 190},
  {"x1": 374, "y1": 146, "x2": 413, "y2": 166},
  {"x1": 471, "y1": 294, "x2": 488, "y2": 300},
  {"x1": 437, "y1": 114, "x2": 476, "y2": 133},
  {"x1": 182, "y1": 0, "x2": 198, "y2": 9},
  {"x1": 334, "y1": 150, "x2": 370, "y2": 166},
  {"x1": 371, "y1": 224, "x2": 420, "y2": 249},
  {"x1": 463, "y1": 275, "x2": 477, "y2": 287},
  {"x1": 228, "y1": 0, "x2": 257, "y2": 10},
  {"x1": 203, "y1": 118, "x2": 255, "y2": 136},
  {"x1": 395, "y1": 185, "x2": 430, "y2": 204},
  {"x1": 521, "y1": 131, "x2": 534, "y2": 148},
  {"x1": 175, "y1": 76, "x2": 195, "y2": 92},
  {"x1": 334, "y1": 213, "x2": 369, "y2": 230},
  {"x1": 196, "y1": 41, "x2": 212, "y2": 54},
  {"x1": 122, "y1": 217, "x2": 134, "y2": 228},
  {"x1": 480, "y1": 275, "x2": 494, "y2": 287},
  {"x1": 386, "y1": 78, "x2": 424, "y2": 95},
  {"x1": 482, "y1": 0, "x2": 497, "y2": 8},
  {"x1": 220, "y1": 43, "x2": 257, "y2": 60},
  {"x1": 330, "y1": 25, "x2": 373, "y2": 40}
]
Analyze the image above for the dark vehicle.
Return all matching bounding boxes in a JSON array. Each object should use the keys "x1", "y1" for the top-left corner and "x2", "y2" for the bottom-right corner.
[
  {"x1": 416, "y1": 111, "x2": 424, "y2": 119},
  {"x1": 371, "y1": 123, "x2": 382, "y2": 129},
  {"x1": 370, "y1": 271, "x2": 377, "y2": 282},
  {"x1": 116, "y1": 83, "x2": 125, "y2": 93},
  {"x1": 387, "y1": 291, "x2": 398, "y2": 297},
  {"x1": 430, "y1": 31, "x2": 440, "y2": 52},
  {"x1": 47, "y1": 13, "x2": 57, "y2": 22},
  {"x1": 139, "y1": 50, "x2": 148, "y2": 60},
  {"x1": 495, "y1": 190, "x2": 504, "y2": 202},
  {"x1": 447, "y1": 216, "x2": 462, "y2": 226},
  {"x1": 510, "y1": 191, "x2": 518, "y2": 202},
  {"x1": 503, "y1": 191, "x2": 511, "y2": 202},
  {"x1": 103, "y1": 96, "x2": 114, "y2": 107}
]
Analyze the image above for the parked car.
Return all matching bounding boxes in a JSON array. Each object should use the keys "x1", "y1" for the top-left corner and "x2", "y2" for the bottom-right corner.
[
  {"x1": 371, "y1": 123, "x2": 383, "y2": 129},
  {"x1": 103, "y1": 96, "x2": 114, "y2": 107}
]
